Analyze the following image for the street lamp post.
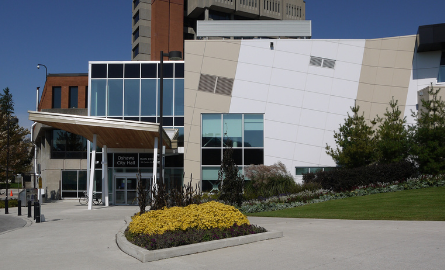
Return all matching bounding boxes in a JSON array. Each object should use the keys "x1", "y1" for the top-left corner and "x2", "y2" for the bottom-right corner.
[
  {"x1": 5, "y1": 116, "x2": 18, "y2": 214},
  {"x1": 37, "y1": 64, "x2": 47, "y2": 81},
  {"x1": 159, "y1": 51, "x2": 182, "y2": 184}
]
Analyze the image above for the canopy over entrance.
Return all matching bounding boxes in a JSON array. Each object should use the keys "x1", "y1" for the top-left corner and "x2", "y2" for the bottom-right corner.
[{"x1": 28, "y1": 111, "x2": 175, "y2": 149}]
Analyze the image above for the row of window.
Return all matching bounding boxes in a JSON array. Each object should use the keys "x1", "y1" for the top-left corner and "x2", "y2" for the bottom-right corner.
[
  {"x1": 286, "y1": 4, "x2": 302, "y2": 17},
  {"x1": 52, "y1": 86, "x2": 85, "y2": 109},
  {"x1": 295, "y1": 167, "x2": 336, "y2": 175},
  {"x1": 91, "y1": 63, "x2": 184, "y2": 79},
  {"x1": 240, "y1": 0, "x2": 257, "y2": 8},
  {"x1": 264, "y1": 0, "x2": 279, "y2": 12},
  {"x1": 438, "y1": 52, "x2": 445, "y2": 83}
]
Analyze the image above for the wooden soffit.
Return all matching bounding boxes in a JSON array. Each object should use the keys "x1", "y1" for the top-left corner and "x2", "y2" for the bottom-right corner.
[{"x1": 28, "y1": 111, "x2": 172, "y2": 149}]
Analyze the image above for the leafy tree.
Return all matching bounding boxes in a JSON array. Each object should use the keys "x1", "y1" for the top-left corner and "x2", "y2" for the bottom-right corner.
[
  {"x1": 0, "y1": 87, "x2": 33, "y2": 183},
  {"x1": 410, "y1": 85, "x2": 445, "y2": 174},
  {"x1": 325, "y1": 105, "x2": 375, "y2": 169},
  {"x1": 373, "y1": 98, "x2": 410, "y2": 164},
  {"x1": 218, "y1": 139, "x2": 244, "y2": 206}
]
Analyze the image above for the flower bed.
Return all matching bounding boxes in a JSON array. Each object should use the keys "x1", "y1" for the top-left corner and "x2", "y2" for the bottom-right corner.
[
  {"x1": 240, "y1": 174, "x2": 445, "y2": 213},
  {"x1": 126, "y1": 201, "x2": 267, "y2": 250}
]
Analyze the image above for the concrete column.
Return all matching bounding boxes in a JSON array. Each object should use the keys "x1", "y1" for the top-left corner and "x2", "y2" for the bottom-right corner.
[
  {"x1": 153, "y1": 137, "x2": 158, "y2": 200},
  {"x1": 102, "y1": 145, "x2": 109, "y2": 206},
  {"x1": 88, "y1": 134, "x2": 97, "y2": 210}
]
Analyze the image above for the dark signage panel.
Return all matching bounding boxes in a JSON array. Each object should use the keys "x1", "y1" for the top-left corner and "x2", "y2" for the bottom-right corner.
[
  {"x1": 114, "y1": 153, "x2": 138, "y2": 167},
  {"x1": 139, "y1": 153, "x2": 154, "y2": 167}
]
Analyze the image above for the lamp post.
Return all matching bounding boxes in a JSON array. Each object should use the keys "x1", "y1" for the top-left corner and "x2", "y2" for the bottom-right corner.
[
  {"x1": 37, "y1": 64, "x2": 47, "y2": 111},
  {"x1": 5, "y1": 116, "x2": 18, "y2": 214},
  {"x1": 159, "y1": 51, "x2": 182, "y2": 184},
  {"x1": 37, "y1": 64, "x2": 47, "y2": 81}
]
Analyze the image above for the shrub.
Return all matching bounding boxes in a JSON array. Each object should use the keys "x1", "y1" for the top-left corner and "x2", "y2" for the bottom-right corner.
[
  {"x1": 303, "y1": 161, "x2": 417, "y2": 192},
  {"x1": 0, "y1": 199, "x2": 18, "y2": 208},
  {"x1": 128, "y1": 201, "x2": 250, "y2": 236},
  {"x1": 218, "y1": 139, "x2": 244, "y2": 207},
  {"x1": 126, "y1": 224, "x2": 267, "y2": 250},
  {"x1": 149, "y1": 179, "x2": 201, "y2": 211},
  {"x1": 244, "y1": 162, "x2": 298, "y2": 199}
]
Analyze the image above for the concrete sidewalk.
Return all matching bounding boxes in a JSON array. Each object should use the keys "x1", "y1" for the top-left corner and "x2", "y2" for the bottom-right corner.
[{"x1": 1, "y1": 200, "x2": 444, "y2": 269}]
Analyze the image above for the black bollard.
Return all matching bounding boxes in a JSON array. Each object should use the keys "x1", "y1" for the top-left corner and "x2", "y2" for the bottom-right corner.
[
  {"x1": 35, "y1": 203, "x2": 40, "y2": 223},
  {"x1": 27, "y1": 200, "x2": 32, "y2": 218},
  {"x1": 18, "y1": 200, "x2": 21, "y2": 216},
  {"x1": 5, "y1": 198, "x2": 8, "y2": 214},
  {"x1": 34, "y1": 201, "x2": 37, "y2": 220}
]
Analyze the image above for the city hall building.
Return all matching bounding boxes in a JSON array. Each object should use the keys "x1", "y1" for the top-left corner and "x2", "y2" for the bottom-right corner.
[{"x1": 30, "y1": 22, "x2": 445, "y2": 205}]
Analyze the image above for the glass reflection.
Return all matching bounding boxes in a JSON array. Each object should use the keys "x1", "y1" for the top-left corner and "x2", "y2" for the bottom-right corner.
[
  {"x1": 91, "y1": 79, "x2": 106, "y2": 116},
  {"x1": 108, "y1": 79, "x2": 123, "y2": 116},
  {"x1": 124, "y1": 79, "x2": 140, "y2": 116},
  {"x1": 223, "y1": 114, "x2": 242, "y2": 147},
  {"x1": 141, "y1": 79, "x2": 157, "y2": 116},
  {"x1": 202, "y1": 114, "x2": 221, "y2": 147}
]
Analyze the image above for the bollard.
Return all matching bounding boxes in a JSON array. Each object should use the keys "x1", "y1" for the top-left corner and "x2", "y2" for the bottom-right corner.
[
  {"x1": 28, "y1": 200, "x2": 32, "y2": 218},
  {"x1": 5, "y1": 198, "x2": 8, "y2": 214},
  {"x1": 34, "y1": 201, "x2": 37, "y2": 220},
  {"x1": 35, "y1": 203, "x2": 40, "y2": 223},
  {"x1": 18, "y1": 200, "x2": 21, "y2": 216}
]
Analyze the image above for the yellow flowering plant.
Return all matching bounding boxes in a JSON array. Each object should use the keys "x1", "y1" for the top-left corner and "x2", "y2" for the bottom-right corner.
[{"x1": 128, "y1": 201, "x2": 250, "y2": 236}]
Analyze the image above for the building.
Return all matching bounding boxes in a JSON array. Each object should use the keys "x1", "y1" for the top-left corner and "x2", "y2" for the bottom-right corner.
[
  {"x1": 131, "y1": 0, "x2": 307, "y2": 61},
  {"x1": 30, "y1": 22, "x2": 445, "y2": 204}
]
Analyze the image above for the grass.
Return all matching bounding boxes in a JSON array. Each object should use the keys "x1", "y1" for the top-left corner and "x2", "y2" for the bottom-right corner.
[
  {"x1": 248, "y1": 187, "x2": 445, "y2": 221},
  {"x1": 0, "y1": 183, "x2": 22, "y2": 189}
]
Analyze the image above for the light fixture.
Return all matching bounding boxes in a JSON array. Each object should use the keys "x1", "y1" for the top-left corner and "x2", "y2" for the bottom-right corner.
[{"x1": 270, "y1": 42, "x2": 274, "y2": 50}]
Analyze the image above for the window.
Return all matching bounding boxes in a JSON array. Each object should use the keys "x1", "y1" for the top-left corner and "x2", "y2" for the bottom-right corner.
[
  {"x1": 133, "y1": 0, "x2": 140, "y2": 9},
  {"x1": 52, "y1": 87, "x2": 61, "y2": 108},
  {"x1": 133, "y1": 11, "x2": 139, "y2": 25},
  {"x1": 201, "y1": 114, "x2": 264, "y2": 192},
  {"x1": 295, "y1": 167, "x2": 336, "y2": 175},
  {"x1": 69, "y1": 86, "x2": 78, "y2": 108},
  {"x1": 133, "y1": 28, "x2": 139, "y2": 42},
  {"x1": 438, "y1": 52, "x2": 445, "y2": 83},
  {"x1": 51, "y1": 130, "x2": 87, "y2": 159},
  {"x1": 133, "y1": 44, "x2": 139, "y2": 58}
]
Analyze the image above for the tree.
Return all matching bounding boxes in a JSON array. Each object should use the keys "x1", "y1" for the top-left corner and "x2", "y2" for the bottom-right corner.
[
  {"x1": 373, "y1": 98, "x2": 410, "y2": 164},
  {"x1": 410, "y1": 85, "x2": 445, "y2": 174},
  {"x1": 218, "y1": 139, "x2": 244, "y2": 206},
  {"x1": 325, "y1": 105, "x2": 375, "y2": 169},
  {"x1": 0, "y1": 87, "x2": 33, "y2": 183}
]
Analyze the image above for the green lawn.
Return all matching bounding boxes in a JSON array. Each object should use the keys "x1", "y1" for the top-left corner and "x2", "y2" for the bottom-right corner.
[{"x1": 248, "y1": 187, "x2": 445, "y2": 221}]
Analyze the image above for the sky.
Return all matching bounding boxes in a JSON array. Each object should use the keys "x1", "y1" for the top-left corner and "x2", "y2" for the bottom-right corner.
[{"x1": 1, "y1": 0, "x2": 444, "y2": 129}]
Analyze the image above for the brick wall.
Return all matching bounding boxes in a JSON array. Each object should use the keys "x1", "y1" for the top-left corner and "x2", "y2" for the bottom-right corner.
[{"x1": 39, "y1": 75, "x2": 88, "y2": 110}]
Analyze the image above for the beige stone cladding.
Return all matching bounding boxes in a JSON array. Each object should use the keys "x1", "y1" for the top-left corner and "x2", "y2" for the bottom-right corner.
[
  {"x1": 184, "y1": 40, "x2": 241, "y2": 187},
  {"x1": 417, "y1": 85, "x2": 445, "y2": 113},
  {"x1": 357, "y1": 35, "x2": 416, "y2": 121}
]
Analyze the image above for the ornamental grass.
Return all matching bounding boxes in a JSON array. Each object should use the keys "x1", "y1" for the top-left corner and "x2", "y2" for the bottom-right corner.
[{"x1": 128, "y1": 201, "x2": 250, "y2": 236}]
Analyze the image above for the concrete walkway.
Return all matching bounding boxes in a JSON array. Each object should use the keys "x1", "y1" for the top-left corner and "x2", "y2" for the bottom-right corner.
[{"x1": 1, "y1": 200, "x2": 444, "y2": 269}]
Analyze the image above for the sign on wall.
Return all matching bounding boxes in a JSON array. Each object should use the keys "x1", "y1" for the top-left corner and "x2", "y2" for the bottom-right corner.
[{"x1": 113, "y1": 153, "x2": 154, "y2": 168}]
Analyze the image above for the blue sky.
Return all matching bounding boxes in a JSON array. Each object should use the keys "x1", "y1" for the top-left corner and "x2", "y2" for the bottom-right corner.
[{"x1": 1, "y1": 0, "x2": 444, "y2": 129}]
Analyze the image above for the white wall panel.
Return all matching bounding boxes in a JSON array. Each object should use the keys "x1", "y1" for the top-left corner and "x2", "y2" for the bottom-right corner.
[
  {"x1": 298, "y1": 109, "x2": 328, "y2": 130},
  {"x1": 305, "y1": 74, "x2": 333, "y2": 95},
  {"x1": 265, "y1": 156, "x2": 294, "y2": 172},
  {"x1": 331, "y1": 78, "x2": 359, "y2": 99},
  {"x1": 238, "y1": 43, "x2": 275, "y2": 67},
  {"x1": 325, "y1": 113, "x2": 347, "y2": 131},
  {"x1": 273, "y1": 51, "x2": 310, "y2": 73},
  {"x1": 269, "y1": 68, "x2": 307, "y2": 90},
  {"x1": 310, "y1": 40, "x2": 339, "y2": 60},
  {"x1": 334, "y1": 61, "x2": 363, "y2": 82},
  {"x1": 275, "y1": 40, "x2": 312, "y2": 56},
  {"x1": 307, "y1": 65, "x2": 335, "y2": 78},
  {"x1": 229, "y1": 97, "x2": 267, "y2": 113},
  {"x1": 328, "y1": 96, "x2": 355, "y2": 115},
  {"x1": 319, "y1": 150, "x2": 336, "y2": 166},
  {"x1": 267, "y1": 85, "x2": 304, "y2": 108},
  {"x1": 231, "y1": 80, "x2": 269, "y2": 101},
  {"x1": 265, "y1": 103, "x2": 301, "y2": 125},
  {"x1": 302, "y1": 91, "x2": 331, "y2": 112},
  {"x1": 293, "y1": 143, "x2": 323, "y2": 164},
  {"x1": 264, "y1": 121, "x2": 298, "y2": 142},
  {"x1": 296, "y1": 126, "x2": 325, "y2": 147},
  {"x1": 322, "y1": 130, "x2": 336, "y2": 150},
  {"x1": 264, "y1": 138, "x2": 295, "y2": 160},
  {"x1": 336, "y1": 43, "x2": 365, "y2": 65},
  {"x1": 235, "y1": 62, "x2": 272, "y2": 85}
]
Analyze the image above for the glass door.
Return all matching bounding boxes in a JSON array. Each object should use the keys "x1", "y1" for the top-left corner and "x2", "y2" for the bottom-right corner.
[{"x1": 114, "y1": 174, "x2": 153, "y2": 205}]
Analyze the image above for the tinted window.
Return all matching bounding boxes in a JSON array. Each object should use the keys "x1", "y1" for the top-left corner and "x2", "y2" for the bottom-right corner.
[
  {"x1": 69, "y1": 86, "x2": 78, "y2": 108},
  {"x1": 52, "y1": 87, "x2": 61, "y2": 108},
  {"x1": 244, "y1": 149, "x2": 264, "y2": 165},
  {"x1": 91, "y1": 80, "x2": 106, "y2": 116},
  {"x1": 202, "y1": 149, "x2": 222, "y2": 165},
  {"x1": 124, "y1": 79, "x2": 140, "y2": 116},
  {"x1": 159, "y1": 63, "x2": 174, "y2": 78},
  {"x1": 108, "y1": 79, "x2": 123, "y2": 116},
  {"x1": 141, "y1": 63, "x2": 157, "y2": 78},
  {"x1": 108, "y1": 64, "x2": 123, "y2": 78},
  {"x1": 125, "y1": 64, "x2": 140, "y2": 78},
  {"x1": 91, "y1": 64, "x2": 107, "y2": 78},
  {"x1": 175, "y1": 63, "x2": 184, "y2": 78},
  {"x1": 141, "y1": 79, "x2": 157, "y2": 116}
]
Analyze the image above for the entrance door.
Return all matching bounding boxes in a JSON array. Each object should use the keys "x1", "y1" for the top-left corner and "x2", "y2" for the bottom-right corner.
[{"x1": 114, "y1": 174, "x2": 153, "y2": 205}]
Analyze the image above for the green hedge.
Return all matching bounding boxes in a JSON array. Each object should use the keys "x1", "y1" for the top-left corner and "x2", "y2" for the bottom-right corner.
[
  {"x1": 0, "y1": 199, "x2": 18, "y2": 208},
  {"x1": 303, "y1": 161, "x2": 417, "y2": 192}
]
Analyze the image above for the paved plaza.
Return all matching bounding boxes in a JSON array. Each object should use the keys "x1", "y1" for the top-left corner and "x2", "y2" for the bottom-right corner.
[{"x1": 1, "y1": 200, "x2": 444, "y2": 269}]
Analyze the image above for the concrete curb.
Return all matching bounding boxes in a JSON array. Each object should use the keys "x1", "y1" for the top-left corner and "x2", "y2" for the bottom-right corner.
[{"x1": 116, "y1": 218, "x2": 283, "y2": 263}]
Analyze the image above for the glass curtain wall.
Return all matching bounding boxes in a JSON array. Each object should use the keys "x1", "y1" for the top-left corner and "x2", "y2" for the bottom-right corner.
[{"x1": 201, "y1": 113, "x2": 264, "y2": 192}]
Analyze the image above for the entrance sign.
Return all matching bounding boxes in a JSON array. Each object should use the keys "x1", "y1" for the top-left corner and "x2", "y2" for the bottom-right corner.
[
  {"x1": 114, "y1": 154, "x2": 138, "y2": 167},
  {"x1": 139, "y1": 153, "x2": 154, "y2": 167}
]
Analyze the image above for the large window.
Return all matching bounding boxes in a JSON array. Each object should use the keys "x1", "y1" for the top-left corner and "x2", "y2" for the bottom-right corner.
[
  {"x1": 51, "y1": 130, "x2": 87, "y2": 159},
  {"x1": 438, "y1": 52, "x2": 445, "y2": 83},
  {"x1": 61, "y1": 170, "x2": 87, "y2": 198},
  {"x1": 201, "y1": 113, "x2": 264, "y2": 192},
  {"x1": 52, "y1": 87, "x2": 61, "y2": 108},
  {"x1": 69, "y1": 86, "x2": 78, "y2": 108}
]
